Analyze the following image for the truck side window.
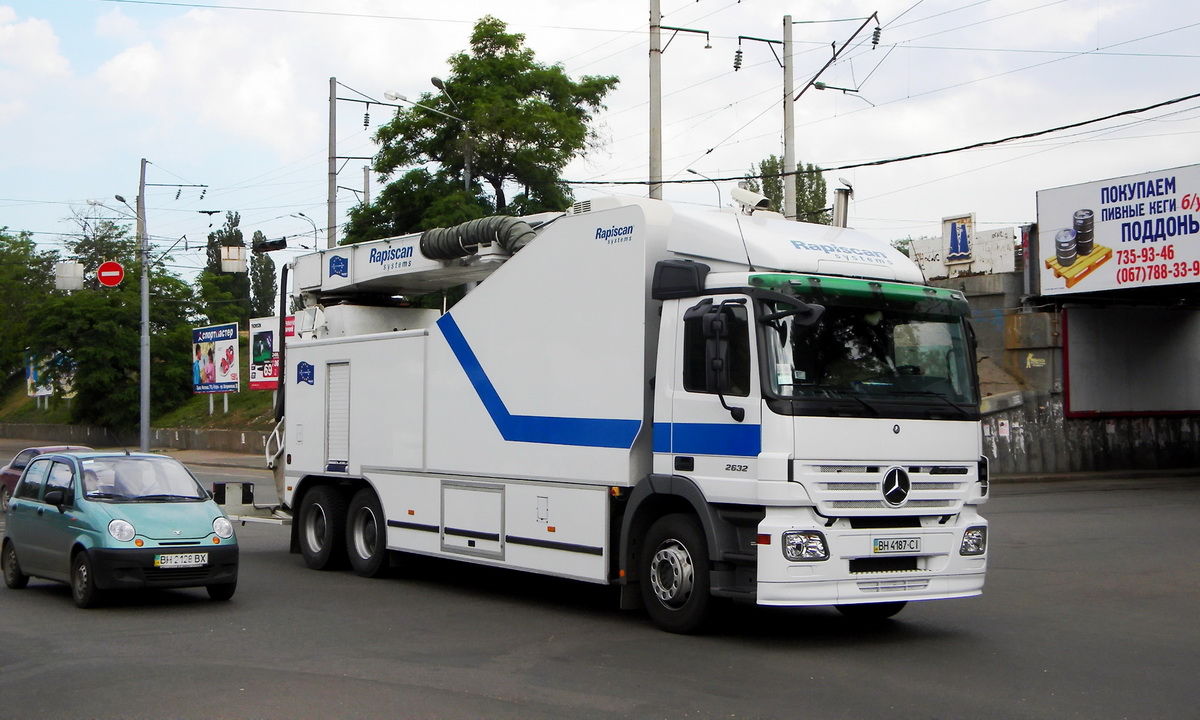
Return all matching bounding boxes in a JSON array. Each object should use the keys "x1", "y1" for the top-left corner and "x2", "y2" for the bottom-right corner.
[{"x1": 682, "y1": 302, "x2": 751, "y2": 396}]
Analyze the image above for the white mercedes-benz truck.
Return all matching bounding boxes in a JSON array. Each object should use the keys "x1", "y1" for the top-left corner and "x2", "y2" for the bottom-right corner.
[{"x1": 266, "y1": 194, "x2": 988, "y2": 633}]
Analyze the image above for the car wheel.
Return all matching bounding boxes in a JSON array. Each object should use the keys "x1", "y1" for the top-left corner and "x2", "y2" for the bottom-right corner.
[
  {"x1": 0, "y1": 484, "x2": 10, "y2": 514},
  {"x1": 206, "y1": 582, "x2": 237, "y2": 601},
  {"x1": 346, "y1": 488, "x2": 390, "y2": 578},
  {"x1": 835, "y1": 601, "x2": 907, "y2": 621},
  {"x1": 71, "y1": 552, "x2": 103, "y2": 609},
  {"x1": 2, "y1": 539, "x2": 29, "y2": 590},
  {"x1": 640, "y1": 514, "x2": 714, "y2": 634},
  {"x1": 298, "y1": 485, "x2": 348, "y2": 570}
]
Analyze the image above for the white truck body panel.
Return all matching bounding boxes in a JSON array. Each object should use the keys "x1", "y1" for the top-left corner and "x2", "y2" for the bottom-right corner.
[{"x1": 276, "y1": 194, "x2": 988, "y2": 624}]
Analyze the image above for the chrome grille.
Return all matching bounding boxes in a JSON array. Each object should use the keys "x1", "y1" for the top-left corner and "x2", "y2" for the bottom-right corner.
[{"x1": 800, "y1": 463, "x2": 974, "y2": 516}]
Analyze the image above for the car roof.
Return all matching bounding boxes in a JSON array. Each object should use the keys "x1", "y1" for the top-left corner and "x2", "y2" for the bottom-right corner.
[
  {"x1": 15, "y1": 445, "x2": 94, "y2": 454},
  {"x1": 38, "y1": 451, "x2": 177, "y2": 463}
]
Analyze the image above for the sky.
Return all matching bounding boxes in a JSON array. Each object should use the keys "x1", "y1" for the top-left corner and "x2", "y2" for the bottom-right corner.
[{"x1": 3, "y1": 0, "x2": 1199, "y2": 284}]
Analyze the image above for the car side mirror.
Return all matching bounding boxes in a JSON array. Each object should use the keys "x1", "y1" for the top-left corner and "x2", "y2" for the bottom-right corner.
[{"x1": 42, "y1": 489, "x2": 68, "y2": 511}]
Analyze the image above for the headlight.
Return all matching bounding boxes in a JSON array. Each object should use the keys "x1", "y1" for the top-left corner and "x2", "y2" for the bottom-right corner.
[
  {"x1": 108, "y1": 519, "x2": 136, "y2": 542},
  {"x1": 960, "y1": 526, "x2": 987, "y2": 556},
  {"x1": 782, "y1": 530, "x2": 829, "y2": 562},
  {"x1": 213, "y1": 516, "x2": 234, "y2": 539}
]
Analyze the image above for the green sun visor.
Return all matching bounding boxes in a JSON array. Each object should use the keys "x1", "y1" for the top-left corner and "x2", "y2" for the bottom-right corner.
[{"x1": 749, "y1": 273, "x2": 971, "y2": 318}]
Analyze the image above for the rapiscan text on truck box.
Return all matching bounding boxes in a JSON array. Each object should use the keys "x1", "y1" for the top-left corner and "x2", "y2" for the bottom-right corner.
[{"x1": 257, "y1": 194, "x2": 988, "y2": 633}]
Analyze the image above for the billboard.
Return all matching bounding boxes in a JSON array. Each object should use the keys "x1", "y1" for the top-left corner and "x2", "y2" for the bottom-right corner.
[
  {"x1": 1036, "y1": 163, "x2": 1200, "y2": 296},
  {"x1": 192, "y1": 322, "x2": 239, "y2": 394},
  {"x1": 248, "y1": 316, "x2": 280, "y2": 391},
  {"x1": 943, "y1": 213, "x2": 975, "y2": 264}
]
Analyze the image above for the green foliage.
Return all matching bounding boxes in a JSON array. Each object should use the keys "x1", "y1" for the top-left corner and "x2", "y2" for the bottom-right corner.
[
  {"x1": 196, "y1": 211, "x2": 251, "y2": 325},
  {"x1": 344, "y1": 15, "x2": 618, "y2": 243},
  {"x1": 27, "y1": 267, "x2": 197, "y2": 430},
  {"x1": 745, "y1": 155, "x2": 830, "y2": 224},
  {"x1": 345, "y1": 169, "x2": 491, "y2": 242},
  {"x1": 0, "y1": 229, "x2": 57, "y2": 377},
  {"x1": 249, "y1": 232, "x2": 277, "y2": 318}
]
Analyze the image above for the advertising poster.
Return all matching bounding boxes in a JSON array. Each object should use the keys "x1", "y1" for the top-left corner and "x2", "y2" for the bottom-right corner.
[
  {"x1": 192, "y1": 322, "x2": 239, "y2": 394},
  {"x1": 248, "y1": 316, "x2": 280, "y2": 391},
  {"x1": 1036, "y1": 163, "x2": 1200, "y2": 296},
  {"x1": 943, "y1": 213, "x2": 975, "y2": 263}
]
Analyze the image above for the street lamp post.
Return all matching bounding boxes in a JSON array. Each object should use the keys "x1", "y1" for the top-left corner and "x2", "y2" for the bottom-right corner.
[
  {"x1": 292, "y1": 212, "x2": 319, "y2": 246},
  {"x1": 116, "y1": 157, "x2": 150, "y2": 452},
  {"x1": 430, "y1": 77, "x2": 472, "y2": 192}
]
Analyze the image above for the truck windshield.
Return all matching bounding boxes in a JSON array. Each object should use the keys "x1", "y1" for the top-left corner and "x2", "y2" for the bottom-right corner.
[{"x1": 755, "y1": 275, "x2": 979, "y2": 419}]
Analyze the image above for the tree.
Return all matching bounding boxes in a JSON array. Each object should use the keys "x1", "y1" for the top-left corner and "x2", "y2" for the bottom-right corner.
[
  {"x1": 249, "y1": 231, "x2": 278, "y2": 318},
  {"x1": 344, "y1": 15, "x2": 618, "y2": 242},
  {"x1": 744, "y1": 155, "x2": 830, "y2": 224},
  {"x1": 26, "y1": 213, "x2": 198, "y2": 429},
  {"x1": 0, "y1": 228, "x2": 57, "y2": 378},
  {"x1": 196, "y1": 211, "x2": 251, "y2": 325}
]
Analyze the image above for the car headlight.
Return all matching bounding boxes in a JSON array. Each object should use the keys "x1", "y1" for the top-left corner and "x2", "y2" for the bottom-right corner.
[
  {"x1": 213, "y1": 516, "x2": 234, "y2": 539},
  {"x1": 960, "y1": 526, "x2": 987, "y2": 556},
  {"x1": 782, "y1": 530, "x2": 829, "y2": 562},
  {"x1": 108, "y1": 519, "x2": 136, "y2": 542}
]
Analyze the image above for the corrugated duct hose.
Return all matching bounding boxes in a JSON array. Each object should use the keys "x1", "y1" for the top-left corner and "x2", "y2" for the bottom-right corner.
[{"x1": 419, "y1": 216, "x2": 538, "y2": 260}]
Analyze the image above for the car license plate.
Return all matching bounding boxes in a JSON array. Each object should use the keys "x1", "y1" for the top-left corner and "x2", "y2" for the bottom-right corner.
[
  {"x1": 155, "y1": 553, "x2": 208, "y2": 568},
  {"x1": 873, "y1": 537, "x2": 920, "y2": 554}
]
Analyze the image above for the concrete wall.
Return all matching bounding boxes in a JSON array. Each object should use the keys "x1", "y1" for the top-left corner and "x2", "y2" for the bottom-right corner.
[
  {"x1": 981, "y1": 391, "x2": 1200, "y2": 475},
  {"x1": 0, "y1": 423, "x2": 269, "y2": 455}
]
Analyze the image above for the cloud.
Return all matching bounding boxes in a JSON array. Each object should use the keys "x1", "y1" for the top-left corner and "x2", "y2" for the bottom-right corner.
[{"x1": 0, "y1": 7, "x2": 71, "y2": 95}]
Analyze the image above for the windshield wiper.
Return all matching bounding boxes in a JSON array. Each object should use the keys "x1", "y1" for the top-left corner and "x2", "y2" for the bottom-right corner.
[
  {"x1": 134, "y1": 494, "x2": 200, "y2": 502},
  {"x1": 85, "y1": 492, "x2": 128, "y2": 500},
  {"x1": 883, "y1": 389, "x2": 972, "y2": 418}
]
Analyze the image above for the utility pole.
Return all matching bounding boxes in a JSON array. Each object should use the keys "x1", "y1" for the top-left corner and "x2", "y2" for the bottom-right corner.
[
  {"x1": 327, "y1": 76, "x2": 337, "y2": 248},
  {"x1": 782, "y1": 16, "x2": 797, "y2": 220},
  {"x1": 648, "y1": 0, "x2": 663, "y2": 200},
  {"x1": 137, "y1": 158, "x2": 150, "y2": 452}
]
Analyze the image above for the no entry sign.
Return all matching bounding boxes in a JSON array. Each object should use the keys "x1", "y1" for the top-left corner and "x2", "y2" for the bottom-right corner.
[{"x1": 97, "y1": 261, "x2": 124, "y2": 287}]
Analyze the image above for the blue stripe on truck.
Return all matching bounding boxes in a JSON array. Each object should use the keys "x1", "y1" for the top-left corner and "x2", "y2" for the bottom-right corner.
[
  {"x1": 437, "y1": 314, "x2": 642, "y2": 449},
  {"x1": 653, "y1": 422, "x2": 761, "y2": 457}
]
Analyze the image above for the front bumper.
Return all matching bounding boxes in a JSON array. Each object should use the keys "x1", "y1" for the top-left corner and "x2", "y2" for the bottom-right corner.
[
  {"x1": 755, "y1": 506, "x2": 987, "y2": 606},
  {"x1": 89, "y1": 544, "x2": 239, "y2": 591}
]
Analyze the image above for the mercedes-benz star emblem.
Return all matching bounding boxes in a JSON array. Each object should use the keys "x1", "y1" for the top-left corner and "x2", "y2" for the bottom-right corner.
[{"x1": 881, "y1": 467, "x2": 911, "y2": 507}]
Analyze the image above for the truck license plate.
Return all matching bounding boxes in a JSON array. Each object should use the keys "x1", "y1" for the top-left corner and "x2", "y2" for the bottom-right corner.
[
  {"x1": 873, "y1": 538, "x2": 920, "y2": 554},
  {"x1": 154, "y1": 553, "x2": 208, "y2": 568}
]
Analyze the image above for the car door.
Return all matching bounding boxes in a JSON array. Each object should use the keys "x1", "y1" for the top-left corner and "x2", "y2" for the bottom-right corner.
[
  {"x1": 27, "y1": 459, "x2": 82, "y2": 581},
  {"x1": 6, "y1": 457, "x2": 52, "y2": 575}
]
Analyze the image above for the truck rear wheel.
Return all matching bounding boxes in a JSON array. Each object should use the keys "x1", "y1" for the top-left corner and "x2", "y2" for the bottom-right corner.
[
  {"x1": 346, "y1": 488, "x2": 390, "y2": 578},
  {"x1": 640, "y1": 513, "x2": 713, "y2": 634},
  {"x1": 298, "y1": 485, "x2": 348, "y2": 570}
]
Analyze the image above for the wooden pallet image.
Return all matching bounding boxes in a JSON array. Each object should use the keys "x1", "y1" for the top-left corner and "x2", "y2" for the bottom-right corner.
[{"x1": 1045, "y1": 244, "x2": 1112, "y2": 288}]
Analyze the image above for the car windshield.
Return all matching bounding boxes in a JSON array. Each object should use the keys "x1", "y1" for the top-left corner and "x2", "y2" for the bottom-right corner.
[
  {"x1": 80, "y1": 457, "x2": 207, "y2": 502},
  {"x1": 757, "y1": 275, "x2": 978, "y2": 416}
]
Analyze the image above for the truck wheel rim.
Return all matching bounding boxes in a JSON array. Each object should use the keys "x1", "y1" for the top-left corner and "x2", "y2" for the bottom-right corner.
[
  {"x1": 352, "y1": 507, "x2": 379, "y2": 558},
  {"x1": 650, "y1": 540, "x2": 694, "y2": 607},
  {"x1": 305, "y1": 505, "x2": 328, "y2": 551}
]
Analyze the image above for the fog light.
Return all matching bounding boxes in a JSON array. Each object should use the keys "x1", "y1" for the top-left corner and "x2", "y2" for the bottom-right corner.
[
  {"x1": 960, "y1": 526, "x2": 987, "y2": 556},
  {"x1": 782, "y1": 530, "x2": 829, "y2": 562}
]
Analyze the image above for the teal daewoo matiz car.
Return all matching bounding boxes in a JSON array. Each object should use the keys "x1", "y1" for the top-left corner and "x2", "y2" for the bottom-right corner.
[{"x1": 2, "y1": 451, "x2": 238, "y2": 608}]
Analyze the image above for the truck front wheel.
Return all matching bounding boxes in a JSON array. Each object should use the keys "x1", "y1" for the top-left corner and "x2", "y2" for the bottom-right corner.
[
  {"x1": 346, "y1": 488, "x2": 390, "y2": 578},
  {"x1": 640, "y1": 513, "x2": 713, "y2": 634},
  {"x1": 298, "y1": 485, "x2": 348, "y2": 570}
]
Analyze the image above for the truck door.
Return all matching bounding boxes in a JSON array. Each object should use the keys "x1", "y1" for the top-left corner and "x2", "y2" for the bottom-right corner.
[
  {"x1": 325, "y1": 361, "x2": 350, "y2": 473},
  {"x1": 663, "y1": 294, "x2": 762, "y2": 490}
]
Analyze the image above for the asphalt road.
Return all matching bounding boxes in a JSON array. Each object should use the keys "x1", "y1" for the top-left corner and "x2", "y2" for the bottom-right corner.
[{"x1": 1, "y1": 445, "x2": 1197, "y2": 719}]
